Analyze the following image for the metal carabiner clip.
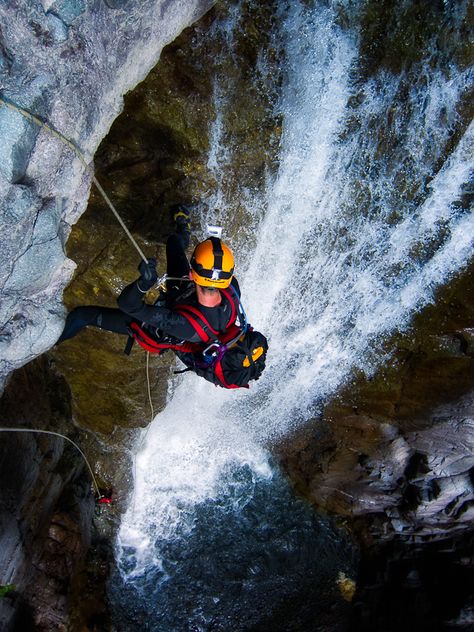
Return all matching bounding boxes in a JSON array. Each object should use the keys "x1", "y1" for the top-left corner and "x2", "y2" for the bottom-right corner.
[{"x1": 202, "y1": 342, "x2": 221, "y2": 358}]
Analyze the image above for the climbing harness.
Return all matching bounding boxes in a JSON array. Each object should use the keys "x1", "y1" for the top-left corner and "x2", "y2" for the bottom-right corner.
[
  {"x1": 130, "y1": 285, "x2": 244, "y2": 355},
  {"x1": 0, "y1": 95, "x2": 148, "y2": 264},
  {"x1": 129, "y1": 284, "x2": 267, "y2": 389},
  {"x1": 0, "y1": 427, "x2": 110, "y2": 504}
]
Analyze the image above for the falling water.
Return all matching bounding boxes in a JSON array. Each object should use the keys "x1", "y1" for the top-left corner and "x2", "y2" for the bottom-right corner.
[
  {"x1": 240, "y1": 0, "x2": 474, "y2": 435},
  {"x1": 111, "y1": 1, "x2": 473, "y2": 629}
]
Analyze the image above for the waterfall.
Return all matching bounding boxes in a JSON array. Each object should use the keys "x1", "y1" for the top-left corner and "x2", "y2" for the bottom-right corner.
[
  {"x1": 241, "y1": 0, "x2": 474, "y2": 434},
  {"x1": 111, "y1": 1, "x2": 473, "y2": 628}
]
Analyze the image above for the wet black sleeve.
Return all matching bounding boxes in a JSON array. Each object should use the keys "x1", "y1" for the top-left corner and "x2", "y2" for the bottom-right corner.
[{"x1": 117, "y1": 279, "x2": 199, "y2": 340}]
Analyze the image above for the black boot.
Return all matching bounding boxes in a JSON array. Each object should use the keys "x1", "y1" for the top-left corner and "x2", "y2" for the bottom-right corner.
[
  {"x1": 56, "y1": 306, "x2": 102, "y2": 343},
  {"x1": 170, "y1": 203, "x2": 192, "y2": 250}
]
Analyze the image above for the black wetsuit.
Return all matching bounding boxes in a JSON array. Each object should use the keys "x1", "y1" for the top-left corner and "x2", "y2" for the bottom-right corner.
[{"x1": 58, "y1": 232, "x2": 240, "y2": 345}]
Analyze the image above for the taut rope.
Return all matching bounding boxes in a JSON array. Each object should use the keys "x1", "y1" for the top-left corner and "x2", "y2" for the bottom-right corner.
[
  {"x1": 0, "y1": 427, "x2": 104, "y2": 500},
  {"x1": 0, "y1": 95, "x2": 148, "y2": 263}
]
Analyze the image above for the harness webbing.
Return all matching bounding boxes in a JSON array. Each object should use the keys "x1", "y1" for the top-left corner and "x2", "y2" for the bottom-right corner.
[
  {"x1": 213, "y1": 361, "x2": 244, "y2": 389},
  {"x1": 129, "y1": 322, "x2": 199, "y2": 354},
  {"x1": 211, "y1": 237, "x2": 223, "y2": 270},
  {"x1": 175, "y1": 305, "x2": 215, "y2": 341},
  {"x1": 131, "y1": 285, "x2": 242, "y2": 355},
  {"x1": 174, "y1": 286, "x2": 239, "y2": 344}
]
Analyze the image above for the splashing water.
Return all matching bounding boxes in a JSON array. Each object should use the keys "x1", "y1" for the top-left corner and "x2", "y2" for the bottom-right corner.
[
  {"x1": 113, "y1": 1, "x2": 473, "y2": 628},
  {"x1": 241, "y1": 0, "x2": 473, "y2": 435}
]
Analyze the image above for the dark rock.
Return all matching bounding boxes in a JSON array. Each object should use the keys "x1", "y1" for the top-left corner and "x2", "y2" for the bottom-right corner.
[
  {"x1": 277, "y1": 262, "x2": 474, "y2": 544},
  {"x1": 0, "y1": 356, "x2": 94, "y2": 630},
  {"x1": 349, "y1": 534, "x2": 474, "y2": 632}
]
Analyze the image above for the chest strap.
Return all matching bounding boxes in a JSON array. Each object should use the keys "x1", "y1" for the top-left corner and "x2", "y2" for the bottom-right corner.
[
  {"x1": 174, "y1": 286, "x2": 240, "y2": 344},
  {"x1": 130, "y1": 286, "x2": 243, "y2": 354}
]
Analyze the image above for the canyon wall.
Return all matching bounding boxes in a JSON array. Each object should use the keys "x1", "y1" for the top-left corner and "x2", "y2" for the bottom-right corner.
[
  {"x1": 0, "y1": 0, "x2": 214, "y2": 392},
  {"x1": 0, "y1": 1, "x2": 472, "y2": 629},
  {"x1": 0, "y1": 2, "x2": 215, "y2": 629}
]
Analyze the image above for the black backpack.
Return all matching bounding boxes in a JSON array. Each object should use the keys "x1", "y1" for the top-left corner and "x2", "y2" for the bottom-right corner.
[{"x1": 193, "y1": 329, "x2": 268, "y2": 389}]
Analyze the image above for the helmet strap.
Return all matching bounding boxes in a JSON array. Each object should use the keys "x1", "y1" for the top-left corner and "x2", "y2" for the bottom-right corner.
[{"x1": 209, "y1": 237, "x2": 223, "y2": 270}]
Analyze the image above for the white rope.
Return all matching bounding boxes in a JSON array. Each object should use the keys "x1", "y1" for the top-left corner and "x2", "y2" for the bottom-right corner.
[
  {"x1": 131, "y1": 351, "x2": 156, "y2": 510},
  {"x1": 0, "y1": 95, "x2": 148, "y2": 263},
  {"x1": 145, "y1": 351, "x2": 155, "y2": 421},
  {"x1": 0, "y1": 427, "x2": 103, "y2": 499}
]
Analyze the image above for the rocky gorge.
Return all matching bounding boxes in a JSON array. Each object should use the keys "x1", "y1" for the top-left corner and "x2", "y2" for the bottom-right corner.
[{"x1": 0, "y1": 1, "x2": 473, "y2": 630}]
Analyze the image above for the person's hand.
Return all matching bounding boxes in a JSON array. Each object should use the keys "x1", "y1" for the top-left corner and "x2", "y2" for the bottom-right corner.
[{"x1": 137, "y1": 258, "x2": 158, "y2": 290}]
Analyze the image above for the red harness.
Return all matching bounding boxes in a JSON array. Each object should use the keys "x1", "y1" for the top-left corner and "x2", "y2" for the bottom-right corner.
[{"x1": 129, "y1": 287, "x2": 241, "y2": 355}]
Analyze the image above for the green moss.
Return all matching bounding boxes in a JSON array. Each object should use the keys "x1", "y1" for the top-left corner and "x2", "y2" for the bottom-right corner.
[{"x1": 0, "y1": 585, "x2": 16, "y2": 598}]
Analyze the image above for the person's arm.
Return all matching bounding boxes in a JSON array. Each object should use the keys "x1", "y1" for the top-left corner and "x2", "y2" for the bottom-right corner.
[
  {"x1": 118, "y1": 259, "x2": 198, "y2": 339},
  {"x1": 117, "y1": 279, "x2": 198, "y2": 339}
]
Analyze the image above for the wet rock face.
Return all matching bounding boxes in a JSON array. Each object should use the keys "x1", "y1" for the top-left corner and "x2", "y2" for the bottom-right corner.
[
  {"x1": 277, "y1": 263, "x2": 474, "y2": 544},
  {"x1": 1, "y1": 0, "x2": 472, "y2": 628},
  {"x1": 0, "y1": 0, "x2": 215, "y2": 392},
  {"x1": 0, "y1": 356, "x2": 94, "y2": 631}
]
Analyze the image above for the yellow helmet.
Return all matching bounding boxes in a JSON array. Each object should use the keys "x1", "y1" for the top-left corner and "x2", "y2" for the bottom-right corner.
[{"x1": 190, "y1": 237, "x2": 234, "y2": 288}]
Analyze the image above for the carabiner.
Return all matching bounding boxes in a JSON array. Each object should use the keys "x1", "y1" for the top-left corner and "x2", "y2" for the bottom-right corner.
[{"x1": 202, "y1": 342, "x2": 221, "y2": 358}]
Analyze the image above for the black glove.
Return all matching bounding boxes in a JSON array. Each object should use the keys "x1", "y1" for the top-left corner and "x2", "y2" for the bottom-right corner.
[{"x1": 137, "y1": 258, "x2": 158, "y2": 291}]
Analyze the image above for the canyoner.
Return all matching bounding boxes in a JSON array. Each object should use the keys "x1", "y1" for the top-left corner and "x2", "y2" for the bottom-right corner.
[
  {"x1": 58, "y1": 207, "x2": 268, "y2": 390},
  {"x1": 0, "y1": 98, "x2": 267, "y2": 389}
]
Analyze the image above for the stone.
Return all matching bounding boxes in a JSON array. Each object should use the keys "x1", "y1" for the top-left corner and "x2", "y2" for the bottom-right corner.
[
  {"x1": 3, "y1": 241, "x2": 64, "y2": 294},
  {"x1": 46, "y1": 0, "x2": 86, "y2": 26},
  {"x1": 3, "y1": 199, "x2": 66, "y2": 296},
  {"x1": 103, "y1": 0, "x2": 131, "y2": 8},
  {"x1": 0, "y1": 357, "x2": 93, "y2": 631},
  {"x1": 0, "y1": 105, "x2": 39, "y2": 184},
  {"x1": 0, "y1": 184, "x2": 42, "y2": 287},
  {"x1": 44, "y1": 12, "x2": 69, "y2": 44}
]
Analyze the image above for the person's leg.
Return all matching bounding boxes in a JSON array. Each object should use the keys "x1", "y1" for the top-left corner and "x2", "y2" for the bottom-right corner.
[
  {"x1": 170, "y1": 204, "x2": 191, "y2": 251},
  {"x1": 165, "y1": 206, "x2": 192, "y2": 299},
  {"x1": 166, "y1": 233, "x2": 191, "y2": 278},
  {"x1": 57, "y1": 306, "x2": 132, "y2": 343}
]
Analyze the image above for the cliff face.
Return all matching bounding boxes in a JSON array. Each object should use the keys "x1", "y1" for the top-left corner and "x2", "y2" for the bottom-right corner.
[
  {"x1": 0, "y1": 356, "x2": 95, "y2": 631},
  {"x1": 276, "y1": 264, "x2": 474, "y2": 628},
  {"x1": 0, "y1": 0, "x2": 214, "y2": 393},
  {"x1": 50, "y1": 0, "x2": 473, "y2": 564},
  {"x1": 1, "y1": 0, "x2": 473, "y2": 629},
  {"x1": 278, "y1": 264, "x2": 474, "y2": 544},
  {"x1": 0, "y1": 2, "x2": 215, "y2": 629}
]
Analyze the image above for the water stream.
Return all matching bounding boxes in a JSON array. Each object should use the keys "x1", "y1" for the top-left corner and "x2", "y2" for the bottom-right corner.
[{"x1": 110, "y1": 1, "x2": 473, "y2": 629}]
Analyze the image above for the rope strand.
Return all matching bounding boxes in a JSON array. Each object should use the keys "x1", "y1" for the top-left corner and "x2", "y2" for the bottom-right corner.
[
  {"x1": 0, "y1": 95, "x2": 148, "y2": 263},
  {"x1": 0, "y1": 427, "x2": 103, "y2": 499}
]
